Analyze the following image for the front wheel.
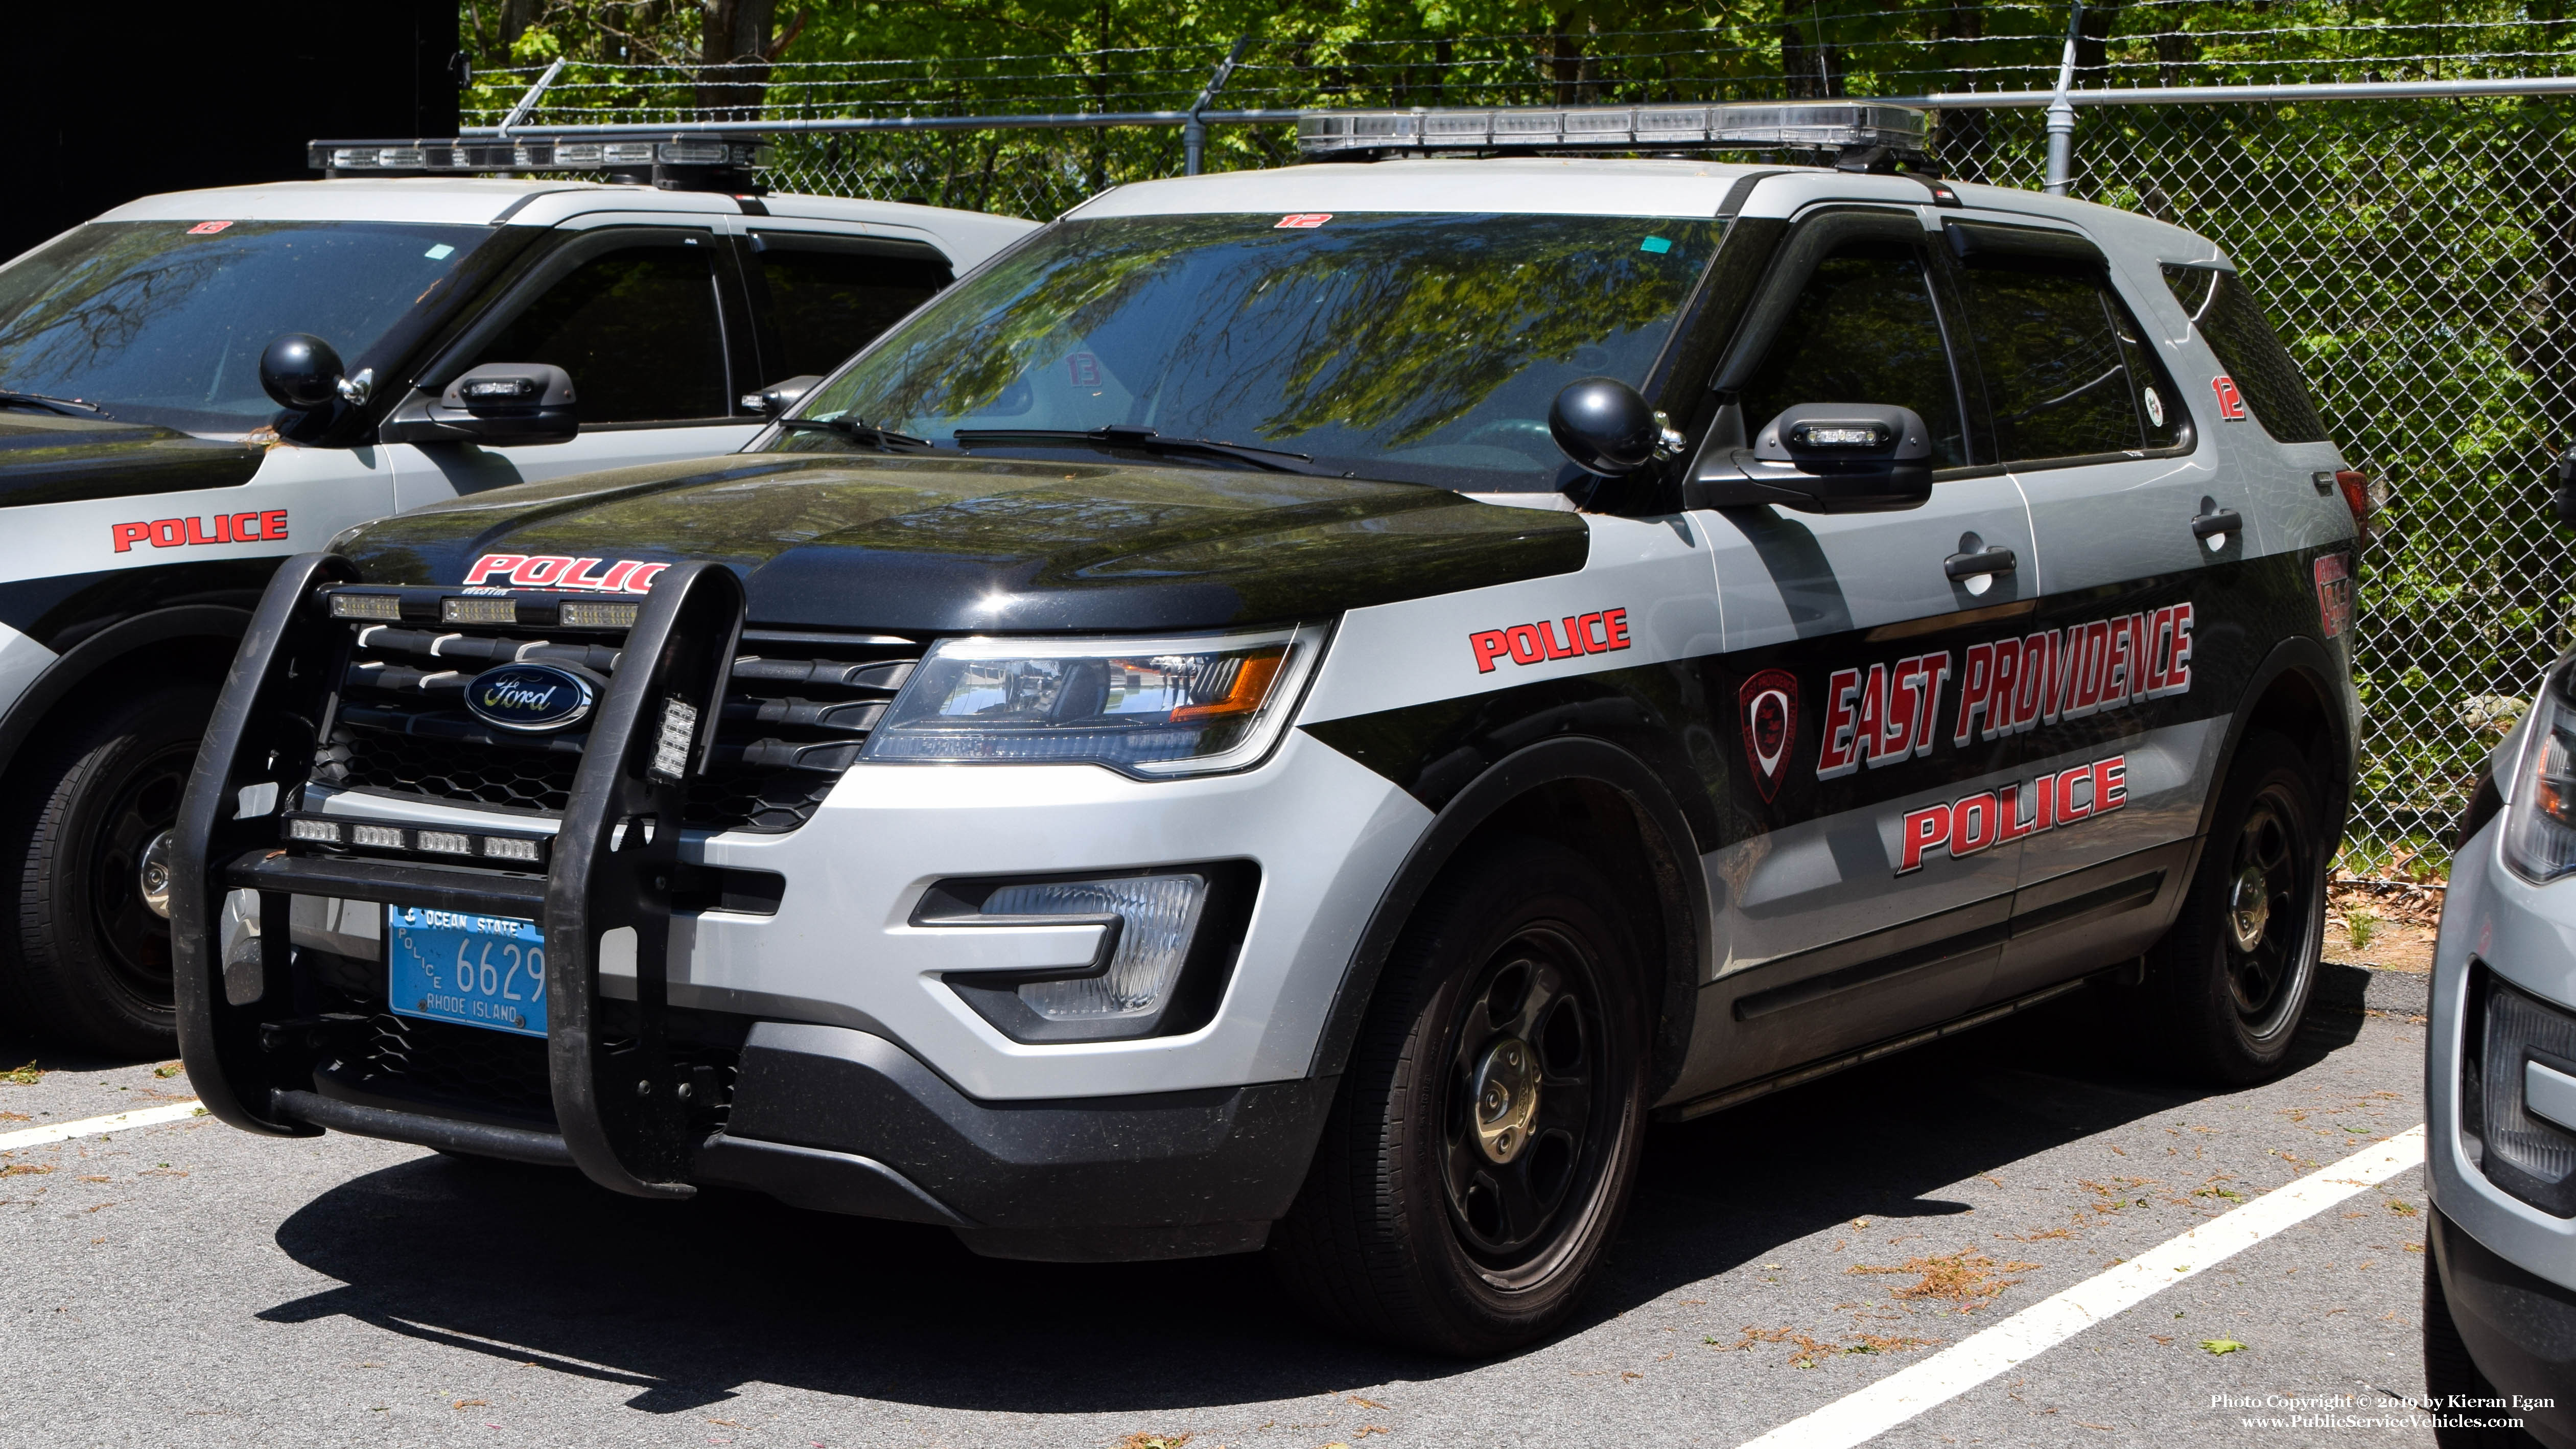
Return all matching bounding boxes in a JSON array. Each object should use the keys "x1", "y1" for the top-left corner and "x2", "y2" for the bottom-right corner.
[
  {"x1": 0, "y1": 685, "x2": 215, "y2": 1057},
  {"x1": 1269, "y1": 837, "x2": 1648, "y2": 1356},
  {"x1": 2145, "y1": 731, "x2": 2327, "y2": 1085}
]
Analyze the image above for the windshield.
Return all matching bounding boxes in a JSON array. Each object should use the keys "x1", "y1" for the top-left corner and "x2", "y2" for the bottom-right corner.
[
  {"x1": 0, "y1": 220, "x2": 495, "y2": 433},
  {"x1": 786, "y1": 212, "x2": 1724, "y2": 492}
]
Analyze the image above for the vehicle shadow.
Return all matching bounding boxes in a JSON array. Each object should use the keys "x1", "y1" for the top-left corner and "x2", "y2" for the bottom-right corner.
[{"x1": 256, "y1": 995, "x2": 2369, "y2": 1415}]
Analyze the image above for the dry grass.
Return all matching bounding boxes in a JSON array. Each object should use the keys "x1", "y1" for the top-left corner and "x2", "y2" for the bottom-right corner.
[
  {"x1": 1116, "y1": 1435, "x2": 1191, "y2": 1449},
  {"x1": 1846, "y1": 1251, "x2": 2040, "y2": 1311}
]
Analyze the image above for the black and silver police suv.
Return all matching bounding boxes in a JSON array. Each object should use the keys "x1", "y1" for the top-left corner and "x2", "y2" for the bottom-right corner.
[
  {"x1": 0, "y1": 160, "x2": 1025, "y2": 1053},
  {"x1": 173, "y1": 102, "x2": 2370, "y2": 1354}
]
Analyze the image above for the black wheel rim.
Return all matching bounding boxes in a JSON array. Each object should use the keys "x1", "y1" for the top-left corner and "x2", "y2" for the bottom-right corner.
[
  {"x1": 2222, "y1": 785, "x2": 2311, "y2": 1039},
  {"x1": 88, "y1": 740, "x2": 193, "y2": 1007},
  {"x1": 1438, "y1": 924, "x2": 1619, "y2": 1286}
]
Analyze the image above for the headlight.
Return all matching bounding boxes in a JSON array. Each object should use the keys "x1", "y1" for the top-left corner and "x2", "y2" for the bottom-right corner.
[
  {"x1": 863, "y1": 624, "x2": 1328, "y2": 777},
  {"x1": 2504, "y1": 670, "x2": 2576, "y2": 882}
]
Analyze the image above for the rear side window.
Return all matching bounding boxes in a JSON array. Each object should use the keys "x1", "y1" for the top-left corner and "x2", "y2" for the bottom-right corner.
[
  {"x1": 2161, "y1": 264, "x2": 2331, "y2": 443},
  {"x1": 1955, "y1": 258, "x2": 2184, "y2": 465},
  {"x1": 755, "y1": 236, "x2": 951, "y2": 380},
  {"x1": 473, "y1": 243, "x2": 728, "y2": 423},
  {"x1": 1737, "y1": 240, "x2": 1969, "y2": 468}
]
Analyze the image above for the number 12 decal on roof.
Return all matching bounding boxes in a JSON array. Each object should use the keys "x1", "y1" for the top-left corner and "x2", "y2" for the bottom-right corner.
[{"x1": 1275, "y1": 213, "x2": 1332, "y2": 229}]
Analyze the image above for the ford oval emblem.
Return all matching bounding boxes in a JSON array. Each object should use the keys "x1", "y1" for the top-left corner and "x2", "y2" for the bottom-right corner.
[{"x1": 464, "y1": 662, "x2": 595, "y2": 733}]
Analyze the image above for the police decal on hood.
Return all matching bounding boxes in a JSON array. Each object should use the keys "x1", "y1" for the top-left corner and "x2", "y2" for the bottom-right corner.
[{"x1": 465, "y1": 553, "x2": 672, "y2": 593}]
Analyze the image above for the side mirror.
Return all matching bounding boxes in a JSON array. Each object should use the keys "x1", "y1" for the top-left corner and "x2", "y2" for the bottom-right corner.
[
  {"x1": 377, "y1": 363, "x2": 577, "y2": 447},
  {"x1": 743, "y1": 374, "x2": 824, "y2": 418},
  {"x1": 260, "y1": 333, "x2": 371, "y2": 412},
  {"x1": 1685, "y1": 403, "x2": 1934, "y2": 513},
  {"x1": 1550, "y1": 377, "x2": 1681, "y2": 477}
]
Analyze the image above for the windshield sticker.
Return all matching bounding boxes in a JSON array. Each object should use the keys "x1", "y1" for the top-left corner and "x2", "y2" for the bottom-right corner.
[
  {"x1": 1275, "y1": 213, "x2": 1332, "y2": 229},
  {"x1": 185, "y1": 221, "x2": 233, "y2": 236},
  {"x1": 1640, "y1": 236, "x2": 1673, "y2": 254},
  {"x1": 2211, "y1": 375, "x2": 2248, "y2": 420},
  {"x1": 1898, "y1": 754, "x2": 2128, "y2": 874},
  {"x1": 464, "y1": 554, "x2": 670, "y2": 593},
  {"x1": 111, "y1": 510, "x2": 285, "y2": 553},
  {"x1": 1469, "y1": 608, "x2": 1632, "y2": 673},
  {"x1": 1818, "y1": 604, "x2": 2194, "y2": 779},
  {"x1": 424, "y1": 243, "x2": 456, "y2": 260}
]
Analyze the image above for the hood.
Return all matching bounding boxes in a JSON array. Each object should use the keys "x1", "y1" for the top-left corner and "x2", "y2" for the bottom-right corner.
[
  {"x1": 0, "y1": 414, "x2": 265, "y2": 507},
  {"x1": 332, "y1": 452, "x2": 1590, "y2": 634}
]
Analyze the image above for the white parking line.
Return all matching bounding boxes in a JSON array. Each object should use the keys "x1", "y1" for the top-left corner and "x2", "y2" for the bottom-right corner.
[
  {"x1": 1735, "y1": 1124, "x2": 2428, "y2": 1449},
  {"x1": 0, "y1": 1101, "x2": 205, "y2": 1153}
]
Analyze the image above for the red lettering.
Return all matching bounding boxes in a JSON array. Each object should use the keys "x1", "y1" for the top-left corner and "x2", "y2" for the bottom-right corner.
[
  {"x1": 1884, "y1": 658, "x2": 1921, "y2": 762},
  {"x1": 1950, "y1": 792, "x2": 2002, "y2": 856},
  {"x1": 184, "y1": 517, "x2": 218, "y2": 545},
  {"x1": 1560, "y1": 617, "x2": 1591, "y2": 656},
  {"x1": 1539, "y1": 619, "x2": 1581, "y2": 661},
  {"x1": 466, "y1": 553, "x2": 524, "y2": 586},
  {"x1": 150, "y1": 519, "x2": 184, "y2": 548},
  {"x1": 1505, "y1": 625, "x2": 1544, "y2": 665},
  {"x1": 1580, "y1": 612, "x2": 1608, "y2": 650},
  {"x1": 1993, "y1": 783, "x2": 2032, "y2": 843},
  {"x1": 1818, "y1": 668, "x2": 1863, "y2": 779},
  {"x1": 2033, "y1": 767, "x2": 2055, "y2": 831},
  {"x1": 621, "y1": 562, "x2": 670, "y2": 594},
  {"x1": 1952, "y1": 642, "x2": 1995, "y2": 746},
  {"x1": 2093, "y1": 755, "x2": 2127, "y2": 813},
  {"x1": 561, "y1": 557, "x2": 614, "y2": 590},
  {"x1": 2016, "y1": 632, "x2": 2052, "y2": 727},
  {"x1": 1910, "y1": 653, "x2": 1951, "y2": 757},
  {"x1": 2071, "y1": 621, "x2": 2111, "y2": 715},
  {"x1": 1470, "y1": 630, "x2": 1510, "y2": 673},
  {"x1": 1987, "y1": 638, "x2": 2023, "y2": 736},
  {"x1": 2057, "y1": 764, "x2": 2094, "y2": 822},
  {"x1": 1853, "y1": 664, "x2": 1888, "y2": 769},
  {"x1": 1603, "y1": 608, "x2": 1631, "y2": 649},
  {"x1": 233, "y1": 512, "x2": 265, "y2": 542},
  {"x1": 1900, "y1": 802, "x2": 1953, "y2": 873},
  {"x1": 2167, "y1": 603, "x2": 2193, "y2": 692},
  {"x1": 260, "y1": 510, "x2": 288, "y2": 541},
  {"x1": 512, "y1": 556, "x2": 569, "y2": 587},
  {"x1": 110, "y1": 523, "x2": 150, "y2": 553}
]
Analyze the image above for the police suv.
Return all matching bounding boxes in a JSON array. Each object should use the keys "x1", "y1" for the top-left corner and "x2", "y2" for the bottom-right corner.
[
  {"x1": 0, "y1": 143, "x2": 1028, "y2": 1053},
  {"x1": 173, "y1": 102, "x2": 2368, "y2": 1355}
]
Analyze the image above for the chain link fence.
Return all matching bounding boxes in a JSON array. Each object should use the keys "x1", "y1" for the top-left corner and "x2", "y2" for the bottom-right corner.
[{"x1": 467, "y1": 62, "x2": 2576, "y2": 875}]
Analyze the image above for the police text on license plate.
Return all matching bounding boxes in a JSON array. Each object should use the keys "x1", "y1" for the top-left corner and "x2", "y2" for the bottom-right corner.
[{"x1": 386, "y1": 905, "x2": 547, "y2": 1038}]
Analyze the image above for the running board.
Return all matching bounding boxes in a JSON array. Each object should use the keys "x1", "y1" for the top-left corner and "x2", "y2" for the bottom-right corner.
[{"x1": 1656, "y1": 974, "x2": 2098, "y2": 1123}]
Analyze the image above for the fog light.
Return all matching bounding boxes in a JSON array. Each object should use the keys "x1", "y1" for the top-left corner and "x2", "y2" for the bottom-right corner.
[{"x1": 992, "y1": 874, "x2": 1209, "y2": 1023}]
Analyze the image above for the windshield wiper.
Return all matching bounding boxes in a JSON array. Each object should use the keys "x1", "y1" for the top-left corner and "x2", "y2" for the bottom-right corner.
[
  {"x1": 776, "y1": 415, "x2": 931, "y2": 452},
  {"x1": 0, "y1": 389, "x2": 111, "y2": 419},
  {"x1": 953, "y1": 425, "x2": 1324, "y2": 475}
]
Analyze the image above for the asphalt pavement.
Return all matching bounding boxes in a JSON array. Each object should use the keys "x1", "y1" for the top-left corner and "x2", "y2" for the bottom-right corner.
[{"x1": 0, "y1": 992, "x2": 2433, "y2": 1448}]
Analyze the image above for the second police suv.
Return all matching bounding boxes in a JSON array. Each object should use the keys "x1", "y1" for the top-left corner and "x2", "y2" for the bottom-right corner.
[
  {"x1": 0, "y1": 136, "x2": 1029, "y2": 1054},
  {"x1": 174, "y1": 102, "x2": 2370, "y2": 1355}
]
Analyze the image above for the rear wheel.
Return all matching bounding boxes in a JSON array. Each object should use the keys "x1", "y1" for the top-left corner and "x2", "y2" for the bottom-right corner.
[
  {"x1": 1269, "y1": 837, "x2": 1648, "y2": 1356},
  {"x1": 2146, "y1": 731, "x2": 2326, "y2": 1085},
  {"x1": 0, "y1": 685, "x2": 214, "y2": 1057}
]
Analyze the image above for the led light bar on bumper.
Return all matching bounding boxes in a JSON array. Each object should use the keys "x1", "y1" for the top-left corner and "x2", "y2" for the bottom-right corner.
[
  {"x1": 1297, "y1": 101, "x2": 1929, "y2": 159},
  {"x1": 284, "y1": 812, "x2": 551, "y2": 868},
  {"x1": 863, "y1": 625, "x2": 1327, "y2": 777},
  {"x1": 2503, "y1": 665, "x2": 2576, "y2": 883},
  {"x1": 918, "y1": 864, "x2": 1258, "y2": 1043}
]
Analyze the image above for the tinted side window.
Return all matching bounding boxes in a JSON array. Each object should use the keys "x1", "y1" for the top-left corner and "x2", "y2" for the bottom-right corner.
[
  {"x1": 474, "y1": 244, "x2": 727, "y2": 423},
  {"x1": 1957, "y1": 259, "x2": 2181, "y2": 464},
  {"x1": 2162, "y1": 264, "x2": 2331, "y2": 443},
  {"x1": 1738, "y1": 241, "x2": 1967, "y2": 467},
  {"x1": 758, "y1": 241, "x2": 950, "y2": 380}
]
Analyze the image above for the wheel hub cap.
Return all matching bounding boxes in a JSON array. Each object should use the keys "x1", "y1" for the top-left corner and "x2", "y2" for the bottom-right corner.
[
  {"x1": 139, "y1": 829, "x2": 174, "y2": 921},
  {"x1": 2227, "y1": 864, "x2": 2270, "y2": 953},
  {"x1": 1472, "y1": 1037, "x2": 1540, "y2": 1164}
]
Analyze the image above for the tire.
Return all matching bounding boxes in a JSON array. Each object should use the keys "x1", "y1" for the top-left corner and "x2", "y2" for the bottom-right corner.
[
  {"x1": 2425, "y1": 1248, "x2": 2542, "y2": 1447},
  {"x1": 1268, "y1": 836, "x2": 1649, "y2": 1357},
  {"x1": 2145, "y1": 730, "x2": 2327, "y2": 1086},
  {"x1": 0, "y1": 685, "x2": 215, "y2": 1058}
]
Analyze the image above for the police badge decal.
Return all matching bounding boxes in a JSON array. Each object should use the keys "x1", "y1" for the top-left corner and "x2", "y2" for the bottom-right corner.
[{"x1": 1739, "y1": 668, "x2": 1799, "y2": 803}]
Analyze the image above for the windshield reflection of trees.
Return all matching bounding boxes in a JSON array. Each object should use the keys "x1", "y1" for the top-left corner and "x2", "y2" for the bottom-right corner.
[
  {"x1": 0, "y1": 231, "x2": 229, "y2": 388},
  {"x1": 826, "y1": 215, "x2": 1716, "y2": 458}
]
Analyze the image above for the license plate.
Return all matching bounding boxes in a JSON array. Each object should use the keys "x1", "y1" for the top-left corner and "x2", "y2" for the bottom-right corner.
[{"x1": 386, "y1": 905, "x2": 548, "y2": 1038}]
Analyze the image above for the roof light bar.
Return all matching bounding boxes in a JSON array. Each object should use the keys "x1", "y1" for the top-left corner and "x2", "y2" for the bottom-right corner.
[
  {"x1": 309, "y1": 138, "x2": 771, "y2": 176},
  {"x1": 1296, "y1": 101, "x2": 1929, "y2": 161}
]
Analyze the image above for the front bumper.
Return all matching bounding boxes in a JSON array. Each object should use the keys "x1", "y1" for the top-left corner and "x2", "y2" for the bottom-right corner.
[{"x1": 2431, "y1": 1206, "x2": 2576, "y2": 1446}]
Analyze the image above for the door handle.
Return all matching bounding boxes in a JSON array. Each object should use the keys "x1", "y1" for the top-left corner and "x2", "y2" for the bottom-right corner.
[
  {"x1": 2191, "y1": 500, "x2": 2243, "y2": 549},
  {"x1": 1943, "y1": 545, "x2": 2018, "y2": 582}
]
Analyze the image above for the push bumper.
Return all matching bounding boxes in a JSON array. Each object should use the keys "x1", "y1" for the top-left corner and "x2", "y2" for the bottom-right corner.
[{"x1": 2431, "y1": 1207, "x2": 2576, "y2": 1447}]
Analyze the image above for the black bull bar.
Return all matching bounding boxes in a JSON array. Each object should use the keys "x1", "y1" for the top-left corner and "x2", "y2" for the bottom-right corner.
[{"x1": 172, "y1": 553, "x2": 745, "y2": 1200}]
